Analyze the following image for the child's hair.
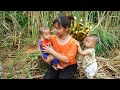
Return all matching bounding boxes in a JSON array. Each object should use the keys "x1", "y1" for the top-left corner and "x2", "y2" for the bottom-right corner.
[
  {"x1": 39, "y1": 26, "x2": 49, "y2": 35},
  {"x1": 89, "y1": 34, "x2": 99, "y2": 44},
  {"x1": 52, "y1": 16, "x2": 74, "y2": 29}
]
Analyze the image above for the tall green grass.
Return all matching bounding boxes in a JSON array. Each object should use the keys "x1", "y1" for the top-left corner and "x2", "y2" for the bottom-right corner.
[
  {"x1": 1, "y1": 11, "x2": 120, "y2": 79},
  {"x1": 92, "y1": 26, "x2": 119, "y2": 57}
]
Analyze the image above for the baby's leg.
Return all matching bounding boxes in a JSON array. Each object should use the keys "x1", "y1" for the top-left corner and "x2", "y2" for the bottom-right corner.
[
  {"x1": 85, "y1": 72, "x2": 93, "y2": 79},
  {"x1": 52, "y1": 64, "x2": 58, "y2": 70},
  {"x1": 84, "y1": 62, "x2": 97, "y2": 79},
  {"x1": 45, "y1": 54, "x2": 54, "y2": 65},
  {"x1": 57, "y1": 63, "x2": 63, "y2": 69},
  {"x1": 89, "y1": 76, "x2": 93, "y2": 79}
]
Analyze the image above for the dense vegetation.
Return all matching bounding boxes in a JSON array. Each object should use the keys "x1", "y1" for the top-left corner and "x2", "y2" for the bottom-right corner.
[{"x1": 0, "y1": 11, "x2": 120, "y2": 79}]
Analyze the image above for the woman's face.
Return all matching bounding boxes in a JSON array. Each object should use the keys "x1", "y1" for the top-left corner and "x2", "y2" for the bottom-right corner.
[{"x1": 53, "y1": 23, "x2": 67, "y2": 37}]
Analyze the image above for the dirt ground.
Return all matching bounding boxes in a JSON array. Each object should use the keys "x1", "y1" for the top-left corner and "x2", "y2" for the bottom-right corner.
[{"x1": 2, "y1": 45, "x2": 120, "y2": 79}]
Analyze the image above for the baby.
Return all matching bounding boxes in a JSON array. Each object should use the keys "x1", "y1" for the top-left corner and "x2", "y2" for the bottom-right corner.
[
  {"x1": 76, "y1": 34, "x2": 99, "y2": 79},
  {"x1": 38, "y1": 26, "x2": 63, "y2": 70}
]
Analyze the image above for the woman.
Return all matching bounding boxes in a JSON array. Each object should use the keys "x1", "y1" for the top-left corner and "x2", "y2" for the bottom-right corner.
[{"x1": 42, "y1": 16, "x2": 78, "y2": 79}]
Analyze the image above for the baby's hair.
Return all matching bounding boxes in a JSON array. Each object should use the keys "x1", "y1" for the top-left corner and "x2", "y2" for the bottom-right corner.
[
  {"x1": 39, "y1": 26, "x2": 49, "y2": 35},
  {"x1": 89, "y1": 34, "x2": 99, "y2": 44}
]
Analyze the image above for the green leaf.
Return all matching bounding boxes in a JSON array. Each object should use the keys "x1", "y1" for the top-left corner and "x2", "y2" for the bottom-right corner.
[{"x1": 27, "y1": 70, "x2": 32, "y2": 79}]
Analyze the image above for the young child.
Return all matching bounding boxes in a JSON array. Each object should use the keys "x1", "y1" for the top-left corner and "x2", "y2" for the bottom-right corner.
[
  {"x1": 38, "y1": 26, "x2": 63, "y2": 70},
  {"x1": 76, "y1": 34, "x2": 99, "y2": 79}
]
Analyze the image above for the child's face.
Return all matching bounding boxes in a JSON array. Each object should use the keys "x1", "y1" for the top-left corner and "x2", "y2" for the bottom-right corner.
[
  {"x1": 84, "y1": 37, "x2": 95, "y2": 48},
  {"x1": 41, "y1": 29, "x2": 51, "y2": 40}
]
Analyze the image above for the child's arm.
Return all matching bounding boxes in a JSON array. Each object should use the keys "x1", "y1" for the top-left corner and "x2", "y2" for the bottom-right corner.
[{"x1": 76, "y1": 40, "x2": 90, "y2": 56}]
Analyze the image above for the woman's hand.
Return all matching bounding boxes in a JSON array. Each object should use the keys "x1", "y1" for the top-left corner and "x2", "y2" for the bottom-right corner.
[{"x1": 42, "y1": 43, "x2": 54, "y2": 54}]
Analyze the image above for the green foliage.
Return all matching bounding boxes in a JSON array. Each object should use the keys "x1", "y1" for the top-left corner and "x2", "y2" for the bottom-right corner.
[
  {"x1": 88, "y1": 11, "x2": 98, "y2": 24},
  {"x1": 72, "y1": 11, "x2": 83, "y2": 23},
  {"x1": 92, "y1": 26, "x2": 118, "y2": 57},
  {"x1": 28, "y1": 53, "x2": 39, "y2": 61},
  {"x1": 15, "y1": 49, "x2": 26, "y2": 62},
  {"x1": 27, "y1": 69, "x2": 32, "y2": 79},
  {"x1": 0, "y1": 11, "x2": 28, "y2": 49},
  {"x1": 38, "y1": 60, "x2": 47, "y2": 73},
  {"x1": 8, "y1": 63, "x2": 13, "y2": 79},
  {"x1": 1, "y1": 11, "x2": 120, "y2": 79},
  {"x1": 16, "y1": 11, "x2": 28, "y2": 29}
]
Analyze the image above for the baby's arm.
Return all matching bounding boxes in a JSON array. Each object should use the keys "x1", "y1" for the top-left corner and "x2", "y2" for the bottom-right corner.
[
  {"x1": 45, "y1": 43, "x2": 54, "y2": 64},
  {"x1": 76, "y1": 40, "x2": 90, "y2": 56}
]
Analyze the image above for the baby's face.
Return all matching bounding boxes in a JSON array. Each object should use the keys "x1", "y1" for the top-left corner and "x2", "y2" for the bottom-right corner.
[
  {"x1": 84, "y1": 37, "x2": 95, "y2": 48},
  {"x1": 42, "y1": 29, "x2": 51, "y2": 40}
]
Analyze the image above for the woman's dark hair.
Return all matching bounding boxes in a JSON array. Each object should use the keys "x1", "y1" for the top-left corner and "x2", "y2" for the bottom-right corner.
[{"x1": 52, "y1": 16, "x2": 74, "y2": 29}]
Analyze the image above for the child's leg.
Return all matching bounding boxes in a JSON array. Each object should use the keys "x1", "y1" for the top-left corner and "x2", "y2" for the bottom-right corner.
[
  {"x1": 51, "y1": 56, "x2": 63, "y2": 70},
  {"x1": 51, "y1": 56, "x2": 58, "y2": 64},
  {"x1": 45, "y1": 54, "x2": 54, "y2": 65},
  {"x1": 52, "y1": 64, "x2": 58, "y2": 70},
  {"x1": 52, "y1": 63, "x2": 63, "y2": 70},
  {"x1": 56, "y1": 63, "x2": 63, "y2": 69},
  {"x1": 89, "y1": 76, "x2": 93, "y2": 79},
  {"x1": 85, "y1": 62, "x2": 97, "y2": 79},
  {"x1": 85, "y1": 72, "x2": 93, "y2": 79},
  {"x1": 43, "y1": 53, "x2": 49, "y2": 59}
]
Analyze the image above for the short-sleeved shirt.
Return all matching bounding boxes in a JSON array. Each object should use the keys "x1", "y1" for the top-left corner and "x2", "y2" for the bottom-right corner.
[
  {"x1": 38, "y1": 39, "x2": 52, "y2": 52},
  {"x1": 40, "y1": 39, "x2": 52, "y2": 48},
  {"x1": 50, "y1": 35, "x2": 77, "y2": 68}
]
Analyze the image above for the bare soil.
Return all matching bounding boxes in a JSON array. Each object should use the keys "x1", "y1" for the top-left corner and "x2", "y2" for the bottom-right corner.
[{"x1": 2, "y1": 45, "x2": 120, "y2": 79}]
